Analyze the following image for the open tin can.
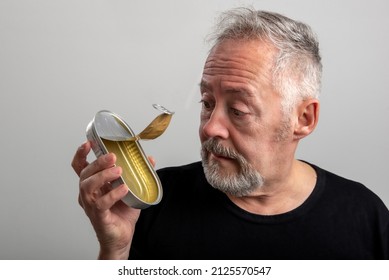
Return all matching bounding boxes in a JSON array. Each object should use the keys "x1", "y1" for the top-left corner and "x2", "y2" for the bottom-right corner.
[{"x1": 86, "y1": 110, "x2": 164, "y2": 209}]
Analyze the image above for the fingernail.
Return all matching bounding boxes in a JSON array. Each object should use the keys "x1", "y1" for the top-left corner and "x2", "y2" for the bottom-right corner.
[
  {"x1": 79, "y1": 142, "x2": 86, "y2": 150},
  {"x1": 120, "y1": 184, "x2": 128, "y2": 194},
  {"x1": 111, "y1": 166, "x2": 121, "y2": 174},
  {"x1": 105, "y1": 153, "x2": 114, "y2": 162}
]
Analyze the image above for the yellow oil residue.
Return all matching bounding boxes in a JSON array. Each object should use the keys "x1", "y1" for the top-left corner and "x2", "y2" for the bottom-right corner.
[{"x1": 102, "y1": 138, "x2": 159, "y2": 203}]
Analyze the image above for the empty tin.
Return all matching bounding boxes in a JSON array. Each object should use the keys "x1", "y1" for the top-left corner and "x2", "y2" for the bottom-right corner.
[{"x1": 86, "y1": 107, "x2": 171, "y2": 209}]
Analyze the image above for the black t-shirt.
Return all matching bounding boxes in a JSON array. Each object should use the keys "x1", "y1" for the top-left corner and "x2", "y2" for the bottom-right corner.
[{"x1": 130, "y1": 161, "x2": 389, "y2": 259}]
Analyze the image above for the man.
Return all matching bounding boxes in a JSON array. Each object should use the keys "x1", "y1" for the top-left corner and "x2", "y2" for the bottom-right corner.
[{"x1": 72, "y1": 8, "x2": 389, "y2": 259}]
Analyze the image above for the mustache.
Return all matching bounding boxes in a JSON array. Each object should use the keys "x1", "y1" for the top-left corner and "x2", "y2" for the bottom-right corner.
[{"x1": 202, "y1": 138, "x2": 244, "y2": 162}]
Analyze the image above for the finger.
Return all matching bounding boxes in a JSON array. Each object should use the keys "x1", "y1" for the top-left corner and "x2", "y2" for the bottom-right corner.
[
  {"x1": 95, "y1": 184, "x2": 129, "y2": 211},
  {"x1": 78, "y1": 181, "x2": 112, "y2": 209},
  {"x1": 80, "y1": 165, "x2": 122, "y2": 201},
  {"x1": 147, "y1": 156, "x2": 156, "y2": 168},
  {"x1": 71, "y1": 141, "x2": 91, "y2": 176},
  {"x1": 78, "y1": 193, "x2": 83, "y2": 208},
  {"x1": 79, "y1": 152, "x2": 116, "y2": 181}
]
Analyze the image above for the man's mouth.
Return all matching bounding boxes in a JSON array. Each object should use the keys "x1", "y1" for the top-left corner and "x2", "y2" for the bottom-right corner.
[
  {"x1": 209, "y1": 151, "x2": 234, "y2": 161},
  {"x1": 202, "y1": 138, "x2": 240, "y2": 164}
]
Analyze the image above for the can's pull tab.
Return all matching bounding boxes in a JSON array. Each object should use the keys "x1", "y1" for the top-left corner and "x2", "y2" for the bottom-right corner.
[
  {"x1": 129, "y1": 104, "x2": 174, "y2": 141},
  {"x1": 153, "y1": 104, "x2": 174, "y2": 115}
]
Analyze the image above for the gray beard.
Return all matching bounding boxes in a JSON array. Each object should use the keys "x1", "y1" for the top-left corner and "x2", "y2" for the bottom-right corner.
[{"x1": 201, "y1": 138, "x2": 264, "y2": 197}]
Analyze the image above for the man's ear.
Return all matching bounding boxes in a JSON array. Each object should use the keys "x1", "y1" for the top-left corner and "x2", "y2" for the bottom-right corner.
[{"x1": 293, "y1": 99, "x2": 320, "y2": 140}]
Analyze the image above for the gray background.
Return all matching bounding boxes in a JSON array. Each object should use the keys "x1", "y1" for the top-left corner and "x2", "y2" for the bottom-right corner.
[{"x1": 0, "y1": 0, "x2": 388, "y2": 259}]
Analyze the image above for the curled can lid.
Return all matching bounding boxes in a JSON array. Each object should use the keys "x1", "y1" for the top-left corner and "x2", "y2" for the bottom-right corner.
[
  {"x1": 94, "y1": 104, "x2": 174, "y2": 142},
  {"x1": 94, "y1": 110, "x2": 134, "y2": 141}
]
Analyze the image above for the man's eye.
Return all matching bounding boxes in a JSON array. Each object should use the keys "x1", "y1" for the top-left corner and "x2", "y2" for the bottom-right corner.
[
  {"x1": 231, "y1": 108, "x2": 247, "y2": 117},
  {"x1": 200, "y1": 100, "x2": 213, "y2": 110}
]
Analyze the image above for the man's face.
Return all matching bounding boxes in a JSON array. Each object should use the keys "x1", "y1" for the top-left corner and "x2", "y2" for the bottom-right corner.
[{"x1": 199, "y1": 39, "x2": 295, "y2": 196}]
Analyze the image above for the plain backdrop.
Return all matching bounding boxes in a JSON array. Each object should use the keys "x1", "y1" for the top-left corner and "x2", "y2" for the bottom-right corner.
[{"x1": 0, "y1": 0, "x2": 388, "y2": 259}]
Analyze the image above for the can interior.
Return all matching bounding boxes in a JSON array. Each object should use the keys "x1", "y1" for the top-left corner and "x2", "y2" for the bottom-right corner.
[{"x1": 96, "y1": 112, "x2": 160, "y2": 204}]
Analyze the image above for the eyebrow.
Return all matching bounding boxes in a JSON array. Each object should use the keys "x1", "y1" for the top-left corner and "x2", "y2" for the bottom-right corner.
[
  {"x1": 199, "y1": 80, "x2": 211, "y2": 91},
  {"x1": 225, "y1": 88, "x2": 249, "y2": 95},
  {"x1": 199, "y1": 80, "x2": 254, "y2": 99}
]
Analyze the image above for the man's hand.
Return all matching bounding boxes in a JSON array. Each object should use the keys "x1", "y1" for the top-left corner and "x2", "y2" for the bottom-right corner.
[{"x1": 71, "y1": 141, "x2": 141, "y2": 259}]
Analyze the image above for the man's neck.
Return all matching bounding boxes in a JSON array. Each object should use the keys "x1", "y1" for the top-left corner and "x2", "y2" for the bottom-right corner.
[{"x1": 227, "y1": 160, "x2": 317, "y2": 215}]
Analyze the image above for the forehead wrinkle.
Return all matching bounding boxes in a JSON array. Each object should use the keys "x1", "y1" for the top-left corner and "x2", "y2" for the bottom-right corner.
[
  {"x1": 201, "y1": 40, "x2": 277, "y2": 99},
  {"x1": 201, "y1": 62, "x2": 273, "y2": 98},
  {"x1": 203, "y1": 56, "x2": 260, "y2": 80},
  {"x1": 199, "y1": 79, "x2": 256, "y2": 102}
]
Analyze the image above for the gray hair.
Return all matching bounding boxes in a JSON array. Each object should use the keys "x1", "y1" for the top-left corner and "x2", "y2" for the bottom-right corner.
[{"x1": 208, "y1": 7, "x2": 322, "y2": 114}]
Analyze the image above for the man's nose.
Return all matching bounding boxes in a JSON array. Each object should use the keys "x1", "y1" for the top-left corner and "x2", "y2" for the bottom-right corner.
[{"x1": 201, "y1": 108, "x2": 229, "y2": 139}]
